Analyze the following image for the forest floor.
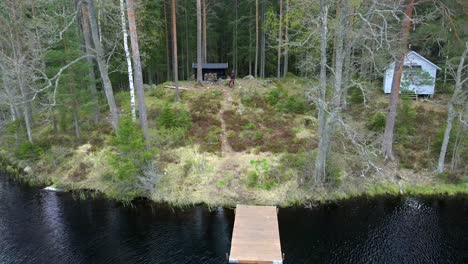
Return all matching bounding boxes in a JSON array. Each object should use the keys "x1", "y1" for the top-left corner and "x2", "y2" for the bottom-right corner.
[{"x1": 0, "y1": 76, "x2": 466, "y2": 206}]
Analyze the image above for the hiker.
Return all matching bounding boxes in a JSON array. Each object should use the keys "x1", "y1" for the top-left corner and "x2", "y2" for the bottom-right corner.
[{"x1": 229, "y1": 71, "x2": 236, "y2": 88}]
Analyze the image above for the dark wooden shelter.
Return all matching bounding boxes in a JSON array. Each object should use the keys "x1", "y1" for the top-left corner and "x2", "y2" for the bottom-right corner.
[{"x1": 192, "y1": 63, "x2": 228, "y2": 80}]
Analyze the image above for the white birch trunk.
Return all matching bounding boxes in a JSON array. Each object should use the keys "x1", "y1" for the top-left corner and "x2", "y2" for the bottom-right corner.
[{"x1": 120, "y1": 0, "x2": 136, "y2": 122}]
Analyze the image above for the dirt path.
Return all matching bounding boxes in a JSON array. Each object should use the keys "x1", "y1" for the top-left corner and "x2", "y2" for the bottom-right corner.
[{"x1": 219, "y1": 87, "x2": 234, "y2": 156}]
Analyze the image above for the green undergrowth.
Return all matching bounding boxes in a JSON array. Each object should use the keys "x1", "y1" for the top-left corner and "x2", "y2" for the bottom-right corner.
[{"x1": 0, "y1": 78, "x2": 466, "y2": 206}]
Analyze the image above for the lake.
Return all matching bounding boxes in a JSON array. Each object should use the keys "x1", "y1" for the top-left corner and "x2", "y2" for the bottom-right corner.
[{"x1": 0, "y1": 173, "x2": 466, "y2": 263}]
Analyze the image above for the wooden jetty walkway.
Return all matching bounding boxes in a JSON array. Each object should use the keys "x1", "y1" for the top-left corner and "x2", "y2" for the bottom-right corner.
[{"x1": 228, "y1": 205, "x2": 283, "y2": 264}]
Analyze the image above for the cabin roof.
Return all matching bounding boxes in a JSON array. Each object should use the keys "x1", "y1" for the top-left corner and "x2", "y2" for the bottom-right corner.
[
  {"x1": 385, "y1": 51, "x2": 441, "y2": 70},
  {"x1": 192, "y1": 63, "x2": 228, "y2": 69}
]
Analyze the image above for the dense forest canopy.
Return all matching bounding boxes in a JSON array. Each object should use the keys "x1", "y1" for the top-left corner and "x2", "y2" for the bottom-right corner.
[{"x1": 0, "y1": 0, "x2": 466, "y2": 202}]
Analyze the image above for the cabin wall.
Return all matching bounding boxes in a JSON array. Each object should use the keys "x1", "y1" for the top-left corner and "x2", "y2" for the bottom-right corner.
[
  {"x1": 405, "y1": 53, "x2": 437, "y2": 95},
  {"x1": 383, "y1": 53, "x2": 438, "y2": 95}
]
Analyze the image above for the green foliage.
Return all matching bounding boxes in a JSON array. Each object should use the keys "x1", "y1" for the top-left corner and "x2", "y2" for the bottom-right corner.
[
  {"x1": 240, "y1": 90, "x2": 267, "y2": 109},
  {"x1": 266, "y1": 87, "x2": 288, "y2": 105},
  {"x1": 325, "y1": 158, "x2": 344, "y2": 187},
  {"x1": 108, "y1": 117, "x2": 152, "y2": 200},
  {"x1": 246, "y1": 159, "x2": 277, "y2": 190},
  {"x1": 152, "y1": 127, "x2": 188, "y2": 148},
  {"x1": 400, "y1": 67, "x2": 434, "y2": 91},
  {"x1": 277, "y1": 96, "x2": 307, "y2": 114},
  {"x1": 15, "y1": 142, "x2": 44, "y2": 161},
  {"x1": 266, "y1": 87, "x2": 308, "y2": 114},
  {"x1": 432, "y1": 124, "x2": 456, "y2": 157},
  {"x1": 368, "y1": 112, "x2": 386, "y2": 132},
  {"x1": 395, "y1": 99, "x2": 417, "y2": 143},
  {"x1": 437, "y1": 172, "x2": 463, "y2": 184},
  {"x1": 349, "y1": 87, "x2": 364, "y2": 105},
  {"x1": 158, "y1": 103, "x2": 192, "y2": 131},
  {"x1": 188, "y1": 90, "x2": 223, "y2": 115}
]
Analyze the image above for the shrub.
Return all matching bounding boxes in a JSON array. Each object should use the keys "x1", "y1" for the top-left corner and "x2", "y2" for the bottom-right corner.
[
  {"x1": 266, "y1": 87, "x2": 288, "y2": 105},
  {"x1": 276, "y1": 96, "x2": 307, "y2": 114},
  {"x1": 152, "y1": 127, "x2": 188, "y2": 148},
  {"x1": 158, "y1": 103, "x2": 192, "y2": 131},
  {"x1": 15, "y1": 141, "x2": 44, "y2": 161},
  {"x1": 348, "y1": 87, "x2": 364, "y2": 105},
  {"x1": 395, "y1": 99, "x2": 416, "y2": 143},
  {"x1": 246, "y1": 159, "x2": 278, "y2": 190},
  {"x1": 325, "y1": 158, "x2": 344, "y2": 187},
  {"x1": 108, "y1": 117, "x2": 152, "y2": 200},
  {"x1": 368, "y1": 112, "x2": 386, "y2": 132},
  {"x1": 188, "y1": 90, "x2": 222, "y2": 115},
  {"x1": 437, "y1": 172, "x2": 462, "y2": 184},
  {"x1": 266, "y1": 87, "x2": 308, "y2": 114},
  {"x1": 240, "y1": 90, "x2": 267, "y2": 108}
]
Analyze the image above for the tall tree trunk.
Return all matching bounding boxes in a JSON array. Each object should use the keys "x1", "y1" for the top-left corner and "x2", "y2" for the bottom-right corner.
[
  {"x1": 61, "y1": 1, "x2": 81, "y2": 139},
  {"x1": 163, "y1": 0, "x2": 171, "y2": 81},
  {"x1": 171, "y1": 0, "x2": 180, "y2": 99},
  {"x1": 0, "y1": 63, "x2": 20, "y2": 121},
  {"x1": 282, "y1": 0, "x2": 289, "y2": 78},
  {"x1": 276, "y1": 0, "x2": 283, "y2": 79},
  {"x1": 249, "y1": 6, "x2": 253, "y2": 76},
  {"x1": 85, "y1": 0, "x2": 119, "y2": 131},
  {"x1": 260, "y1": 0, "x2": 266, "y2": 78},
  {"x1": 233, "y1": 0, "x2": 238, "y2": 73},
  {"x1": 184, "y1": 0, "x2": 190, "y2": 79},
  {"x1": 202, "y1": 0, "x2": 207, "y2": 63},
  {"x1": 9, "y1": 1, "x2": 33, "y2": 143},
  {"x1": 314, "y1": 0, "x2": 348, "y2": 183},
  {"x1": 126, "y1": 0, "x2": 151, "y2": 148},
  {"x1": 196, "y1": 0, "x2": 203, "y2": 82},
  {"x1": 17, "y1": 67, "x2": 33, "y2": 143},
  {"x1": 437, "y1": 42, "x2": 467, "y2": 173},
  {"x1": 450, "y1": 103, "x2": 466, "y2": 171},
  {"x1": 341, "y1": 4, "x2": 354, "y2": 110},
  {"x1": 313, "y1": 0, "x2": 329, "y2": 183},
  {"x1": 71, "y1": 82, "x2": 81, "y2": 138},
  {"x1": 382, "y1": 0, "x2": 414, "y2": 160},
  {"x1": 80, "y1": 4, "x2": 100, "y2": 124},
  {"x1": 120, "y1": 0, "x2": 136, "y2": 122},
  {"x1": 255, "y1": 0, "x2": 259, "y2": 78}
]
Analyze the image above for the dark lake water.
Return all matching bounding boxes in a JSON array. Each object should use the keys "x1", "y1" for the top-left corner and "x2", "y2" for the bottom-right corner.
[{"x1": 0, "y1": 173, "x2": 466, "y2": 264}]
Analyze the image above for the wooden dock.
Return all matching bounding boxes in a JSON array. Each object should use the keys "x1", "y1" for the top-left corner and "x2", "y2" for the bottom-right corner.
[{"x1": 228, "y1": 205, "x2": 283, "y2": 264}]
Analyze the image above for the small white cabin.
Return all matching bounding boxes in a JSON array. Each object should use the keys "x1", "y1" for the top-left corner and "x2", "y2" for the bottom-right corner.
[{"x1": 383, "y1": 51, "x2": 441, "y2": 96}]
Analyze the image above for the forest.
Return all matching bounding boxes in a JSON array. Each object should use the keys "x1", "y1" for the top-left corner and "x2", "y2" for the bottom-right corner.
[{"x1": 0, "y1": 0, "x2": 466, "y2": 205}]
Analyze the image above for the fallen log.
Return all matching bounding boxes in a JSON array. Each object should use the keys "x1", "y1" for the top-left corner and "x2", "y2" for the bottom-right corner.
[{"x1": 164, "y1": 85, "x2": 189, "y2": 90}]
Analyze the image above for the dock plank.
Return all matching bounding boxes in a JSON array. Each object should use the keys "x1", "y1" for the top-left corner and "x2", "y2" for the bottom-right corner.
[{"x1": 229, "y1": 205, "x2": 282, "y2": 263}]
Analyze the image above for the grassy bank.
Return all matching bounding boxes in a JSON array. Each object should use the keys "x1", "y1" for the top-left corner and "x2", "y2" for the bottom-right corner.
[{"x1": 0, "y1": 77, "x2": 466, "y2": 207}]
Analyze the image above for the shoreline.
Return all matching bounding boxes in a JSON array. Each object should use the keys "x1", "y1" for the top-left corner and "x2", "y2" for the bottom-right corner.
[{"x1": 2, "y1": 157, "x2": 466, "y2": 208}]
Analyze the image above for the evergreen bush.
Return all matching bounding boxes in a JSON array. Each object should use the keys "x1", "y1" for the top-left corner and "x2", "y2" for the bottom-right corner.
[{"x1": 108, "y1": 117, "x2": 152, "y2": 200}]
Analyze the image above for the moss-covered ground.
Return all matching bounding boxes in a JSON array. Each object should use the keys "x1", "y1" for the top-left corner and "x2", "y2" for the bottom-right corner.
[{"x1": 1, "y1": 77, "x2": 466, "y2": 206}]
